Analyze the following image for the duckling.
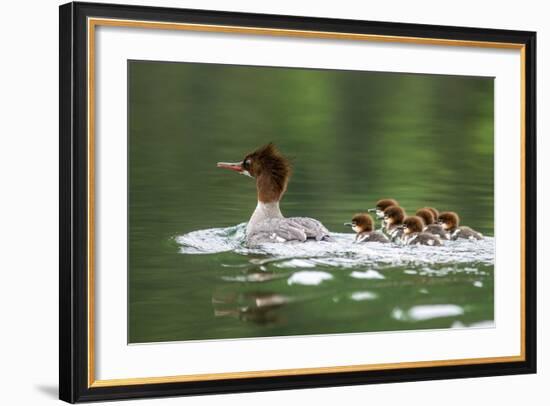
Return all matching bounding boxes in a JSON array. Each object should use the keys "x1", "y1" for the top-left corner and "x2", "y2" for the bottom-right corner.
[
  {"x1": 425, "y1": 207, "x2": 439, "y2": 221},
  {"x1": 344, "y1": 213, "x2": 390, "y2": 243},
  {"x1": 382, "y1": 205, "x2": 406, "y2": 242},
  {"x1": 368, "y1": 198, "x2": 399, "y2": 220},
  {"x1": 437, "y1": 211, "x2": 483, "y2": 240},
  {"x1": 416, "y1": 208, "x2": 450, "y2": 240},
  {"x1": 402, "y1": 216, "x2": 442, "y2": 246}
]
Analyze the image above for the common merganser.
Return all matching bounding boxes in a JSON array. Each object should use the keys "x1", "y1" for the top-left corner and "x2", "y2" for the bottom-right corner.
[
  {"x1": 217, "y1": 143, "x2": 330, "y2": 245},
  {"x1": 416, "y1": 208, "x2": 450, "y2": 240},
  {"x1": 368, "y1": 198, "x2": 399, "y2": 220},
  {"x1": 402, "y1": 216, "x2": 442, "y2": 246},
  {"x1": 382, "y1": 205, "x2": 406, "y2": 242},
  {"x1": 344, "y1": 213, "x2": 390, "y2": 243},
  {"x1": 437, "y1": 211, "x2": 483, "y2": 240}
]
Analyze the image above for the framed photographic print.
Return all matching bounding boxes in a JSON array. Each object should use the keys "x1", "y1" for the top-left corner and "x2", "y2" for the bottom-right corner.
[{"x1": 59, "y1": 1, "x2": 537, "y2": 403}]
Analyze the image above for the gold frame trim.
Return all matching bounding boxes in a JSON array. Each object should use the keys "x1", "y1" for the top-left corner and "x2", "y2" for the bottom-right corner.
[{"x1": 87, "y1": 17, "x2": 527, "y2": 388}]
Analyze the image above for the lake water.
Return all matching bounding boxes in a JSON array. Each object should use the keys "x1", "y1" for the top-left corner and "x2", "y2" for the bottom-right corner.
[{"x1": 128, "y1": 61, "x2": 494, "y2": 343}]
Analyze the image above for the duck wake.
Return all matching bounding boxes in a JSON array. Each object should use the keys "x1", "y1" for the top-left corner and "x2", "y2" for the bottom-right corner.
[{"x1": 175, "y1": 223, "x2": 494, "y2": 268}]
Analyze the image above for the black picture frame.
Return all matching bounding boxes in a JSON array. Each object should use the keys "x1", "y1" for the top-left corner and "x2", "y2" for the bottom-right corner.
[{"x1": 59, "y1": 1, "x2": 537, "y2": 403}]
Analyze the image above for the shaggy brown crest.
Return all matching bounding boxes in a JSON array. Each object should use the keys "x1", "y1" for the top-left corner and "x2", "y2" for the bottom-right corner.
[
  {"x1": 243, "y1": 143, "x2": 292, "y2": 203},
  {"x1": 351, "y1": 213, "x2": 374, "y2": 232},
  {"x1": 383, "y1": 205, "x2": 405, "y2": 224},
  {"x1": 438, "y1": 211, "x2": 460, "y2": 230},
  {"x1": 403, "y1": 216, "x2": 424, "y2": 233},
  {"x1": 376, "y1": 198, "x2": 399, "y2": 211},
  {"x1": 416, "y1": 208, "x2": 435, "y2": 225}
]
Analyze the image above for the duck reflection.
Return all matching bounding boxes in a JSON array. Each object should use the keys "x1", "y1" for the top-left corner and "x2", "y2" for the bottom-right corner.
[{"x1": 212, "y1": 289, "x2": 291, "y2": 325}]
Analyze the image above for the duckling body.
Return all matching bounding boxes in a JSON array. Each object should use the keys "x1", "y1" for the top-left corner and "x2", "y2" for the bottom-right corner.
[
  {"x1": 416, "y1": 208, "x2": 450, "y2": 240},
  {"x1": 382, "y1": 205, "x2": 406, "y2": 242},
  {"x1": 218, "y1": 144, "x2": 330, "y2": 246},
  {"x1": 345, "y1": 213, "x2": 390, "y2": 243},
  {"x1": 425, "y1": 224, "x2": 449, "y2": 239},
  {"x1": 402, "y1": 216, "x2": 442, "y2": 246},
  {"x1": 403, "y1": 231, "x2": 442, "y2": 246},
  {"x1": 450, "y1": 226, "x2": 483, "y2": 241},
  {"x1": 356, "y1": 231, "x2": 390, "y2": 243},
  {"x1": 387, "y1": 227, "x2": 404, "y2": 242},
  {"x1": 438, "y1": 211, "x2": 483, "y2": 241}
]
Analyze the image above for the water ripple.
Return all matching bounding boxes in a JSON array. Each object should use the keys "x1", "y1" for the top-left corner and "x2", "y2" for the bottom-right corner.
[{"x1": 175, "y1": 223, "x2": 494, "y2": 268}]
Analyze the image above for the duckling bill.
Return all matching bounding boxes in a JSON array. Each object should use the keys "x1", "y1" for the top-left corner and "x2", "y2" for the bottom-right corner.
[{"x1": 345, "y1": 213, "x2": 389, "y2": 243}]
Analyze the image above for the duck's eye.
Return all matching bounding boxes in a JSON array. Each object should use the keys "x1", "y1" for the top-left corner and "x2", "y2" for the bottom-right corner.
[{"x1": 243, "y1": 159, "x2": 251, "y2": 169}]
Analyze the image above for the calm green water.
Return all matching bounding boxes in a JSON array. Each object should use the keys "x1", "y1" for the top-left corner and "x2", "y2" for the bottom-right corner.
[{"x1": 128, "y1": 61, "x2": 494, "y2": 343}]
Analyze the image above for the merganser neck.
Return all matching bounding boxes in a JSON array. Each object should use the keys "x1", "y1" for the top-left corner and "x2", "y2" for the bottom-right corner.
[
  {"x1": 247, "y1": 201, "x2": 284, "y2": 235},
  {"x1": 256, "y1": 171, "x2": 287, "y2": 203}
]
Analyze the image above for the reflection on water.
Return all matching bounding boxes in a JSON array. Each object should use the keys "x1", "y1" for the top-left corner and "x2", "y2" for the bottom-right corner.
[
  {"x1": 172, "y1": 224, "x2": 495, "y2": 333},
  {"x1": 128, "y1": 61, "x2": 494, "y2": 343},
  {"x1": 212, "y1": 290, "x2": 292, "y2": 325}
]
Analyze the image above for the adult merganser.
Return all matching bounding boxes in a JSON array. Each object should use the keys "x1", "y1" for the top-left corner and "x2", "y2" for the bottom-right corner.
[
  {"x1": 402, "y1": 216, "x2": 442, "y2": 246},
  {"x1": 382, "y1": 205, "x2": 406, "y2": 242},
  {"x1": 217, "y1": 143, "x2": 330, "y2": 245},
  {"x1": 368, "y1": 198, "x2": 399, "y2": 220},
  {"x1": 416, "y1": 208, "x2": 450, "y2": 240},
  {"x1": 344, "y1": 213, "x2": 390, "y2": 243},
  {"x1": 437, "y1": 211, "x2": 483, "y2": 240}
]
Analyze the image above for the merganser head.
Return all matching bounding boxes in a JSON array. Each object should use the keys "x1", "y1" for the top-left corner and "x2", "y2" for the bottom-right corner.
[
  {"x1": 344, "y1": 213, "x2": 374, "y2": 234},
  {"x1": 383, "y1": 205, "x2": 405, "y2": 226},
  {"x1": 416, "y1": 208, "x2": 435, "y2": 226},
  {"x1": 425, "y1": 207, "x2": 439, "y2": 221},
  {"x1": 438, "y1": 211, "x2": 459, "y2": 230},
  {"x1": 217, "y1": 143, "x2": 291, "y2": 203},
  {"x1": 403, "y1": 216, "x2": 424, "y2": 235},
  {"x1": 368, "y1": 198, "x2": 399, "y2": 218}
]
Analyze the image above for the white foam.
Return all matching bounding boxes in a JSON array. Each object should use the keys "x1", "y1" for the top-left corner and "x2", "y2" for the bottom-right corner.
[
  {"x1": 287, "y1": 271, "x2": 333, "y2": 286},
  {"x1": 350, "y1": 270, "x2": 385, "y2": 280},
  {"x1": 350, "y1": 291, "x2": 378, "y2": 301},
  {"x1": 175, "y1": 223, "x2": 495, "y2": 269},
  {"x1": 393, "y1": 304, "x2": 465, "y2": 321}
]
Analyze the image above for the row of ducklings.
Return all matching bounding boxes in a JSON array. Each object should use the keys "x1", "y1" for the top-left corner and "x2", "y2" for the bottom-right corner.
[{"x1": 345, "y1": 198, "x2": 483, "y2": 246}]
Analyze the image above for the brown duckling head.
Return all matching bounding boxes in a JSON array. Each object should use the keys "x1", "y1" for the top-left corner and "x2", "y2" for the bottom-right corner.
[
  {"x1": 383, "y1": 205, "x2": 405, "y2": 226},
  {"x1": 438, "y1": 211, "x2": 460, "y2": 230},
  {"x1": 425, "y1": 207, "x2": 439, "y2": 221},
  {"x1": 345, "y1": 213, "x2": 374, "y2": 233},
  {"x1": 374, "y1": 198, "x2": 399, "y2": 212},
  {"x1": 416, "y1": 208, "x2": 435, "y2": 226},
  {"x1": 403, "y1": 216, "x2": 425, "y2": 234}
]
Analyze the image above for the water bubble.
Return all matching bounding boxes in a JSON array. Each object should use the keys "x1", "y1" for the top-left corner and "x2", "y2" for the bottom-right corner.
[
  {"x1": 350, "y1": 270, "x2": 385, "y2": 280},
  {"x1": 350, "y1": 291, "x2": 378, "y2": 301},
  {"x1": 392, "y1": 304, "x2": 464, "y2": 321},
  {"x1": 287, "y1": 271, "x2": 333, "y2": 286}
]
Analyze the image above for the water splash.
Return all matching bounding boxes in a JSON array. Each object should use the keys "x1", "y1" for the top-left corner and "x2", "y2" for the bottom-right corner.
[{"x1": 175, "y1": 223, "x2": 494, "y2": 268}]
